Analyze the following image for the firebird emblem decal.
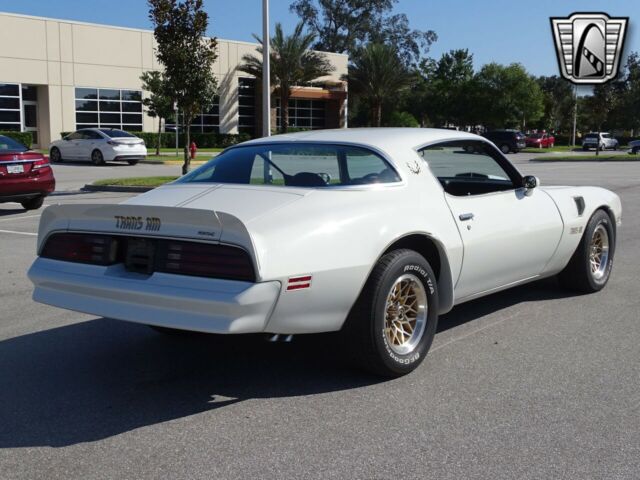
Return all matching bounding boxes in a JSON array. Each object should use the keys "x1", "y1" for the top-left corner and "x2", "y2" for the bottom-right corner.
[
  {"x1": 407, "y1": 160, "x2": 421, "y2": 174},
  {"x1": 114, "y1": 215, "x2": 161, "y2": 231}
]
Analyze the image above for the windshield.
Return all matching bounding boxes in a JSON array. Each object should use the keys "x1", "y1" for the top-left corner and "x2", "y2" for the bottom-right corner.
[
  {"x1": 99, "y1": 129, "x2": 136, "y2": 138},
  {"x1": 0, "y1": 135, "x2": 28, "y2": 152},
  {"x1": 177, "y1": 143, "x2": 401, "y2": 187},
  {"x1": 585, "y1": 133, "x2": 599, "y2": 139}
]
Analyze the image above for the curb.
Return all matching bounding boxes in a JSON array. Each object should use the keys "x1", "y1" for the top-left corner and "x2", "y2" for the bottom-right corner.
[
  {"x1": 82, "y1": 184, "x2": 154, "y2": 193},
  {"x1": 139, "y1": 160, "x2": 207, "y2": 166}
]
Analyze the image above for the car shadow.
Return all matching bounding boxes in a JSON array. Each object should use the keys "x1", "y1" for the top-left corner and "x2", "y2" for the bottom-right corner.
[
  {"x1": 0, "y1": 277, "x2": 577, "y2": 448},
  {"x1": 51, "y1": 160, "x2": 131, "y2": 167},
  {"x1": 0, "y1": 207, "x2": 28, "y2": 216}
]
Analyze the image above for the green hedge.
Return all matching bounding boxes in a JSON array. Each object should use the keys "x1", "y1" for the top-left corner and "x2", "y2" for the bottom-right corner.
[
  {"x1": 0, "y1": 131, "x2": 33, "y2": 148},
  {"x1": 60, "y1": 130, "x2": 251, "y2": 149}
]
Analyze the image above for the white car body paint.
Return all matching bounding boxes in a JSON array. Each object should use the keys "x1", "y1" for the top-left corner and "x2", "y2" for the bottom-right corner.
[
  {"x1": 29, "y1": 128, "x2": 622, "y2": 335},
  {"x1": 50, "y1": 128, "x2": 147, "y2": 163}
]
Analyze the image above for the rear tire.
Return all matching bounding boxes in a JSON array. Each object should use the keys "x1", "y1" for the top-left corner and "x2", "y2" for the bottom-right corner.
[
  {"x1": 342, "y1": 249, "x2": 439, "y2": 377},
  {"x1": 91, "y1": 149, "x2": 105, "y2": 166},
  {"x1": 558, "y1": 209, "x2": 615, "y2": 293},
  {"x1": 127, "y1": 159, "x2": 139, "y2": 166},
  {"x1": 20, "y1": 196, "x2": 44, "y2": 210},
  {"x1": 49, "y1": 147, "x2": 62, "y2": 163}
]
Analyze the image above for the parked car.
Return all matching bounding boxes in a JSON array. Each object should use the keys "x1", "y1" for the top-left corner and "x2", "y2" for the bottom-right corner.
[
  {"x1": 526, "y1": 132, "x2": 555, "y2": 148},
  {"x1": 482, "y1": 130, "x2": 526, "y2": 153},
  {"x1": 0, "y1": 135, "x2": 55, "y2": 210},
  {"x1": 582, "y1": 132, "x2": 619, "y2": 151},
  {"x1": 29, "y1": 128, "x2": 621, "y2": 377},
  {"x1": 49, "y1": 128, "x2": 147, "y2": 166},
  {"x1": 628, "y1": 139, "x2": 640, "y2": 154}
]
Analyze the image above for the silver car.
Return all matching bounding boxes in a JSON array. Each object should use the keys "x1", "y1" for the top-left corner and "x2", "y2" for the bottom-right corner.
[
  {"x1": 628, "y1": 139, "x2": 640, "y2": 154},
  {"x1": 582, "y1": 132, "x2": 619, "y2": 151}
]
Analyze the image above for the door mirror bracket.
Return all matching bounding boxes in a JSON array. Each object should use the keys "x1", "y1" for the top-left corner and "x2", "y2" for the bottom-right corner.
[{"x1": 522, "y1": 175, "x2": 538, "y2": 189}]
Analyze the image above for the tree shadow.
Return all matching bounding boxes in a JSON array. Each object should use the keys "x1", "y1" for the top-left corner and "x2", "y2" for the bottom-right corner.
[{"x1": 0, "y1": 277, "x2": 578, "y2": 448}]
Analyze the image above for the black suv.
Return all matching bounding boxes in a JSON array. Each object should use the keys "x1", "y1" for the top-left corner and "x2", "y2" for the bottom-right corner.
[{"x1": 483, "y1": 130, "x2": 526, "y2": 154}]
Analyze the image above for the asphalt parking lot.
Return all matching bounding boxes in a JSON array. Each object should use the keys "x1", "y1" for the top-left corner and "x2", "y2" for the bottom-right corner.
[{"x1": 1, "y1": 154, "x2": 639, "y2": 479}]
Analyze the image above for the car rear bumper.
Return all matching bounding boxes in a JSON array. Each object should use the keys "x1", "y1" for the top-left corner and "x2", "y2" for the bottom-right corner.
[
  {"x1": 28, "y1": 258, "x2": 281, "y2": 334},
  {"x1": 0, "y1": 172, "x2": 55, "y2": 201}
]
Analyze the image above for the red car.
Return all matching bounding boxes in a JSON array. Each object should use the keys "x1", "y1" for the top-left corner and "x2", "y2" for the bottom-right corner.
[
  {"x1": 0, "y1": 135, "x2": 55, "y2": 210},
  {"x1": 526, "y1": 132, "x2": 555, "y2": 148}
]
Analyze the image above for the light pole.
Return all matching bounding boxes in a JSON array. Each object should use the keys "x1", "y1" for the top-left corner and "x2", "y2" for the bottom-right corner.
[
  {"x1": 572, "y1": 84, "x2": 578, "y2": 148},
  {"x1": 262, "y1": 0, "x2": 271, "y2": 137}
]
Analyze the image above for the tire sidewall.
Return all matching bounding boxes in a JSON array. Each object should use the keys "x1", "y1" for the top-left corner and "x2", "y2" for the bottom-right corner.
[
  {"x1": 50, "y1": 147, "x2": 61, "y2": 162},
  {"x1": 583, "y1": 211, "x2": 615, "y2": 289},
  {"x1": 92, "y1": 149, "x2": 104, "y2": 165},
  {"x1": 371, "y1": 252, "x2": 438, "y2": 375}
]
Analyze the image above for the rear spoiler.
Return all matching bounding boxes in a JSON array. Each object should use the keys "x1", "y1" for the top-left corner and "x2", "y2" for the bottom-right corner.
[{"x1": 36, "y1": 204, "x2": 257, "y2": 268}]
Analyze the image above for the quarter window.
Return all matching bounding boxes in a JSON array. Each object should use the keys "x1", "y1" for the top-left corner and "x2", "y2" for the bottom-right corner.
[
  {"x1": 419, "y1": 141, "x2": 520, "y2": 196},
  {"x1": 74, "y1": 87, "x2": 143, "y2": 131}
]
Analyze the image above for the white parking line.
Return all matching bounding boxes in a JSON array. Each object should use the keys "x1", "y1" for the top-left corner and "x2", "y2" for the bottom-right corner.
[
  {"x1": 0, "y1": 229, "x2": 37, "y2": 236},
  {"x1": 0, "y1": 214, "x2": 41, "y2": 222}
]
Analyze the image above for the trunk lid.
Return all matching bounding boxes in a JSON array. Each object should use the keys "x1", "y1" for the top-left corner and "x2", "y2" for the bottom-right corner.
[{"x1": 0, "y1": 151, "x2": 43, "y2": 177}]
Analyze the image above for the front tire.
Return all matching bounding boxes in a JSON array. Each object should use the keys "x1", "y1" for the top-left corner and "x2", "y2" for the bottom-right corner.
[
  {"x1": 558, "y1": 209, "x2": 615, "y2": 293},
  {"x1": 500, "y1": 144, "x2": 510, "y2": 154},
  {"x1": 49, "y1": 147, "x2": 62, "y2": 163},
  {"x1": 91, "y1": 149, "x2": 105, "y2": 166},
  {"x1": 127, "y1": 159, "x2": 139, "y2": 166},
  {"x1": 20, "y1": 196, "x2": 44, "y2": 210},
  {"x1": 343, "y1": 249, "x2": 439, "y2": 377}
]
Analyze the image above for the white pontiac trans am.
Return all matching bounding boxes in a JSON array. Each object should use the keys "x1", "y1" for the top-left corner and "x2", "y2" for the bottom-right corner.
[{"x1": 28, "y1": 128, "x2": 621, "y2": 376}]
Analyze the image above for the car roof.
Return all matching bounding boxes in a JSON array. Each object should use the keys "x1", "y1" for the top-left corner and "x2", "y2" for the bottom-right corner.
[{"x1": 241, "y1": 128, "x2": 482, "y2": 153}]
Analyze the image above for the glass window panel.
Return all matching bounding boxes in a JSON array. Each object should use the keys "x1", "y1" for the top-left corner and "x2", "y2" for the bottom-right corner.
[
  {"x1": 297, "y1": 100, "x2": 311, "y2": 109},
  {"x1": 205, "y1": 105, "x2": 219, "y2": 114},
  {"x1": 122, "y1": 113, "x2": 142, "y2": 124},
  {"x1": 238, "y1": 96, "x2": 254, "y2": 106},
  {"x1": 76, "y1": 124, "x2": 99, "y2": 130},
  {"x1": 99, "y1": 89, "x2": 120, "y2": 100},
  {"x1": 0, "y1": 123, "x2": 20, "y2": 131},
  {"x1": 75, "y1": 100, "x2": 98, "y2": 112},
  {"x1": 312, "y1": 118, "x2": 325, "y2": 128},
  {"x1": 123, "y1": 125, "x2": 143, "y2": 131},
  {"x1": 121, "y1": 90, "x2": 141, "y2": 101},
  {"x1": 122, "y1": 102, "x2": 142, "y2": 113},
  {"x1": 75, "y1": 88, "x2": 98, "y2": 100},
  {"x1": 0, "y1": 97, "x2": 19, "y2": 109},
  {"x1": 21, "y1": 85, "x2": 38, "y2": 101},
  {"x1": 296, "y1": 118, "x2": 311, "y2": 127},
  {"x1": 202, "y1": 115, "x2": 219, "y2": 126},
  {"x1": 239, "y1": 106, "x2": 255, "y2": 116},
  {"x1": 76, "y1": 112, "x2": 99, "y2": 123},
  {"x1": 100, "y1": 112, "x2": 121, "y2": 123},
  {"x1": 297, "y1": 109, "x2": 312, "y2": 118},
  {"x1": 99, "y1": 101, "x2": 120, "y2": 112},
  {"x1": 202, "y1": 125, "x2": 219, "y2": 133},
  {"x1": 0, "y1": 84, "x2": 20, "y2": 96},
  {"x1": 0, "y1": 111, "x2": 20, "y2": 122}
]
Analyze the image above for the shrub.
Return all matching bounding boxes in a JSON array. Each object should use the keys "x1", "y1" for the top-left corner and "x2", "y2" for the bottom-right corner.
[{"x1": 0, "y1": 131, "x2": 33, "y2": 148}]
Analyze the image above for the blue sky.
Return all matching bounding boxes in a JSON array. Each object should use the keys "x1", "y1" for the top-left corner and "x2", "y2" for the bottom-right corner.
[{"x1": 0, "y1": 0, "x2": 638, "y2": 75}]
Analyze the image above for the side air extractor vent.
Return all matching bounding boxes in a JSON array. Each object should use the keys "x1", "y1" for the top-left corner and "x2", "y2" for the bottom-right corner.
[{"x1": 573, "y1": 196, "x2": 586, "y2": 216}]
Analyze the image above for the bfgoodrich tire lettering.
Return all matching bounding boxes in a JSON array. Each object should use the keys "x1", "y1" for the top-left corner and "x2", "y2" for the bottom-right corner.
[
  {"x1": 558, "y1": 209, "x2": 615, "y2": 293},
  {"x1": 343, "y1": 249, "x2": 439, "y2": 377}
]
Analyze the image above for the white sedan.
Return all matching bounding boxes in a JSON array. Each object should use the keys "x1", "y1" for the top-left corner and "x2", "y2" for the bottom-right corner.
[
  {"x1": 49, "y1": 128, "x2": 147, "y2": 165},
  {"x1": 29, "y1": 128, "x2": 621, "y2": 376}
]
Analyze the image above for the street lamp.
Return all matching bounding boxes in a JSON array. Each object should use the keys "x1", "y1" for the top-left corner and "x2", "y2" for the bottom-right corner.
[{"x1": 262, "y1": 0, "x2": 271, "y2": 137}]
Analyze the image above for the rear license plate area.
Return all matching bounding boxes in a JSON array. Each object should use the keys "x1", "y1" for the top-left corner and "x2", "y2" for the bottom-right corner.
[
  {"x1": 7, "y1": 164, "x2": 24, "y2": 174},
  {"x1": 125, "y1": 238, "x2": 155, "y2": 274}
]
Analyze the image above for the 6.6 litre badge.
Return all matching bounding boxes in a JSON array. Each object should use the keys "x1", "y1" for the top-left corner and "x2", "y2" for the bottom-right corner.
[{"x1": 550, "y1": 12, "x2": 628, "y2": 85}]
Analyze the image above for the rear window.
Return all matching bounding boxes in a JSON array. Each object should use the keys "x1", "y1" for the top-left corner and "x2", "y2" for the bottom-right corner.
[
  {"x1": 584, "y1": 133, "x2": 599, "y2": 139},
  {"x1": 99, "y1": 129, "x2": 136, "y2": 138},
  {"x1": 178, "y1": 143, "x2": 401, "y2": 187},
  {"x1": 0, "y1": 135, "x2": 27, "y2": 152}
]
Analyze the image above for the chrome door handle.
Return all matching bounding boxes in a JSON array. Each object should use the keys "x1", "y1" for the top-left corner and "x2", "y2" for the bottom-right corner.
[{"x1": 459, "y1": 213, "x2": 474, "y2": 221}]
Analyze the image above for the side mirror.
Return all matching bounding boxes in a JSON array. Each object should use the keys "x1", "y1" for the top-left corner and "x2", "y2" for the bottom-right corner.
[{"x1": 522, "y1": 175, "x2": 538, "y2": 189}]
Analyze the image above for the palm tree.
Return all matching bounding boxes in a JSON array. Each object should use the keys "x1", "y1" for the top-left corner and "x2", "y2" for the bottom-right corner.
[
  {"x1": 345, "y1": 43, "x2": 410, "y2": 127},
  {"x1": 239, "y1": 22, "x2": 334, "y2": 133}
]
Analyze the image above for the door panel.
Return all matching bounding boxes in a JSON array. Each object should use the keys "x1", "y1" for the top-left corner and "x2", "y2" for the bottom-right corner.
[{"x1": 446, "y1": 188, "x2": 563, "y2": 299}]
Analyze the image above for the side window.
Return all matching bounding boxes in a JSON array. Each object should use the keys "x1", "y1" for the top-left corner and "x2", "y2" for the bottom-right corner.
[
  {"x1": 419, "y1": 141, "x2": 519, "y2": 196},
  {"x1": 84, "y1": 131, "x2": 102, "y2": 140},
  {"x1": 67, "y1": 132, "x2": 82, "y2": 140},
  {"x1": 345, "y1": 149, "x2": 400, "y2": 184}
]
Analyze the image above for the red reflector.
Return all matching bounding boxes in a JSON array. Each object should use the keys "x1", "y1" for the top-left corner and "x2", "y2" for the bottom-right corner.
[{"x1": 286, "y1": 275, "x2": 312, "y2": 291}]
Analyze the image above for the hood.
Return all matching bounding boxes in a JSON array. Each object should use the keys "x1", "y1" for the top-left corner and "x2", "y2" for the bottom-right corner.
[{"x1": 123, "y1": 183, "x2": 310, "y2": 225}]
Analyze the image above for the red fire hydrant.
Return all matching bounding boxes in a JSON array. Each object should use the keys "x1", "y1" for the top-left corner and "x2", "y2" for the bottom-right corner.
[{"x1": 189, "y1": 141, "x2": 197, "y2": 160}]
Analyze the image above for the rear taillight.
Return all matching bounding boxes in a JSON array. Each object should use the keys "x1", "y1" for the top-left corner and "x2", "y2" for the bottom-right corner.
[
  {"x1": 32, "y1": 158, "x2": 50, "y2": 169},
  {"x1": 156, "y1": 240, "x2": 254, "y2": 281},
  {"x1": 107, "y1": 140, "x2": 122, "y2": 146},
  {"x1": 41, "y1": 233, "x2": 118, "y2": 265}
]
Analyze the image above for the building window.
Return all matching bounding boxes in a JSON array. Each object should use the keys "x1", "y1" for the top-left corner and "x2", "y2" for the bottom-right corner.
[
  {"x1": 238, "y1": 78, "x2": 256, "y2": 135},
  {"x1": 0, "y1": 83, "x2": 21, "y2": 131},
  {"x1": 276, "y1": 98, "x2": 326, "y2": 130},
  {"x1": 165, "y1": 96, "x2": 219, "y2": 133},
  {"x1": 75, "y1": 87, "x2": 143, "y2": 131}
]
